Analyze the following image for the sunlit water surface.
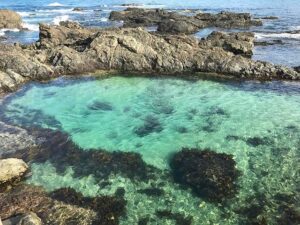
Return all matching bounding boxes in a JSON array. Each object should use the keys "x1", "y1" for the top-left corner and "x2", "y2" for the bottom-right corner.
[{"x1": 1, "y1": 75, "x2": 300, "y2": 224}]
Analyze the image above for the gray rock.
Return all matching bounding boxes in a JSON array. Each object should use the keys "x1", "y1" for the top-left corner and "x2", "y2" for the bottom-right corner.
[{"x1": 109, "y1": 8, "x2": 263, "y2": 34}]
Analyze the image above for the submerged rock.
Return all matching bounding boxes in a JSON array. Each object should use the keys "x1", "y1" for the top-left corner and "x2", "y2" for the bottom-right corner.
[
  {"x1": 109, "y1": 8, "x2": 262, "y2": 34},
  {"x1": 2, "y1": 213, "x2": 42, "y2": 225},
  {"x1": 170, "y1": 148, "x2": 239, "y2": 202},
  {"x1": 137, "y1": 187, "x2": 165, "y2": 197},
  {"x1": 135, "y1": 115, "x2": 163, "y2": 137},
  {"x1": 2, "y1": 127, "x2": 155, "y2": 181},
  {"x1": 155, "y1": 210, "x2": 192, "y2": 225},
  {"x1": 0, "y1": 10, "x2": 22, "y2": 29},
  {"x1": 0, "y1": 158, "x2": 28, "y2": 191},
  {"x1": 88, "y1": 100, "x2": 113, "y2": 111},
  {"x1": 51, "y1": 187, "x2": 126, "y2": 225},
  {"x1": 0, "y1": 184, "x2": 99, "y2": 224}
]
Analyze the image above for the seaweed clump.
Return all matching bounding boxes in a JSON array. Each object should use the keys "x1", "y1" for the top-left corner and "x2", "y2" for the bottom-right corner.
[
  {"x1": 51, "y1": 187, "x2": 126, "y2": 225},
  {"x1": 170, "y1": 148, "x2": 239, "y2": 202},
  {"x1": 155, "y1": 210, "x2": 192, "y2": 225}
]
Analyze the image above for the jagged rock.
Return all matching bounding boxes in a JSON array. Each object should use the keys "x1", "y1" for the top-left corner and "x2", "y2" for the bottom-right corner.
[
  {"x1": 294, "y1": 66, "x2": 300, "y2": 73},
  {"x1": 0, "y1": 22, "x2": 299, "y2": 94},
  {"x1": 200, "y1": 31, "x2": 255, "y2": 57},
  {"x1": 3, "y1": 212, "x2": 43, "y2": 225},
  {"x1": 170, "y1": 148, "x2": 240, "y2": 202},
  {"x1": 0, "y1": 10, "x2": 22, "y2": 29},
  {"x1": 0, "y1": 158, "x2": 28, "y2": 191},
  {"x1": 109, "y1": 8, "x2": 262, "y2": 34}
]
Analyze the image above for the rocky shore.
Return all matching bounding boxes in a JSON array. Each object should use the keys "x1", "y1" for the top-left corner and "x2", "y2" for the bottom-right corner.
[
  {"x1": 109, "y1": 8, "x2": 263, "y2": 34},
  {"x1": 0, "y1": 8, "x2": 300, "y2": 224},
  {"x1": 0, "y1": 19, "x2": 299, "y2": 95}
]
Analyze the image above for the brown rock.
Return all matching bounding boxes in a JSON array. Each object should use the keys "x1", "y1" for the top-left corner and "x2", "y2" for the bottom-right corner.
[
  {"x1": 0, "y1": 10, "x2": 22, "y2": 29},
  {"x1": 0, "y1": 158, "x2": 28, "y2": 191}
]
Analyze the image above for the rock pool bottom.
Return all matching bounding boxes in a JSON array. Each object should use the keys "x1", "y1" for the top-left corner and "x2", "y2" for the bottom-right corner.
[{"x1": 1, "y1": 75, "x2": 300, "y2": 224}]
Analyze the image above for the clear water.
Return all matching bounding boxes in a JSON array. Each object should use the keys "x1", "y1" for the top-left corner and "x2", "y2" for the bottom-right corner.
[
  {"x1": 0, "y1": 0, "x2": 300, "y2": 66},
  {"x1": 1, "y1": 75, "x2": 300, "y2": 224}
]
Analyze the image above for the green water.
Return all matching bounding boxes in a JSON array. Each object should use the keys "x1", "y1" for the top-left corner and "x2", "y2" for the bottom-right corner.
[{"x1": 1, "y1": 76, "x2": 300, "y2": 224}]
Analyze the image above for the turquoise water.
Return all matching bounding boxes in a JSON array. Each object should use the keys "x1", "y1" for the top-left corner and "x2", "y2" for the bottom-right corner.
[{"x1": 1, "y1": 75, "x2": 300, "y2": 224}]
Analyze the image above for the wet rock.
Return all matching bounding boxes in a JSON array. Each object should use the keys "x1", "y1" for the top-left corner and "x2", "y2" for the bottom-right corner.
[
  {"x1": 157, "y1": 19, "x2": 199, "y2": 34},
  {"x1": 88, "y1": 100, "x2": 113, "y2": 111},
  {"x1": 16, "y1": 212, "x2": 42, "y2": 225},
  {"x1": 138, "y1": 217, "x2": 150, "y2": 225},
  {"x1": 135, "y1": 115, "x2": 163, "y2": 137},
  {"x1": 254, "y1": 39, "x2": 284, "y2": 46},
  {"x1": 0, "y1": 121, "x2": 37, "y2": 157},
  {"x1": 278, "y1": 205, "x2": 300, "y2": 225},
  {"x1": 155, "y1": 210, "x2": 192, "y2": 225},
  {"x1": 0, "y1": 10, "x2": 22, "y2": 29},
  {"x1": 0, "y1": 184, "x2": 53, "y2": 220},
  {"x1": 0, "y1": 184, "x2": 99, "y2": 225},
  {"x1": 0, "y1": 158, "x2": 28, "y2": 191},
  {"x1": 73, "y1": 7, "x2": 83, "y2": 12},
  {"x1": 7, "y1": 213, "x2": 39, "y2": 225},
  {"x1": 260, "y1": 16, "x2": 279, "y2": 20},
  {"x1": 175, "y1": 126, "x2": 188, "y2": 133},
  {"x1": 51, "y1": 187, "x2": 126, "y2": 225},
  {"x1": 170, "y1": 148, "x2": 239, "y2": 202},
  {"x1": 110, "y1": 8, "x2": 262, "y2": 34},
  {"x1": 294, "y1": 66, "x2": 300, "y2": 73},
  {"x1": 137, "y1": 187, "x2": 165, "y2": 197},
  {"x1": 2, "y1": 128, "x2": 154, "y2": 181},
  {"x1": 200, "y1": 31, "x2": 255, "y2": 57}
]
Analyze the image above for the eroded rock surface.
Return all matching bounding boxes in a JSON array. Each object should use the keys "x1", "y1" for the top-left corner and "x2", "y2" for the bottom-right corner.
[
  {"x1": 0, "y1": 10, "x2": 22, "y2": 29},
  {"x1": 109, "y1": 8, "x2": 263, "y2": 34},
  {"x1": 0, "y1": 21, "x2": 299, "y2": 95},
  {"x1": 0, "y1": 158, "x2": 28, "y2": 191}
]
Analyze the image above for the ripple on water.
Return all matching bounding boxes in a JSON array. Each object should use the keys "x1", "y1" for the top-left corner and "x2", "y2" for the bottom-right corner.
[{"x1": 1, "y1": 76, "x2": 300, "y2": 225}]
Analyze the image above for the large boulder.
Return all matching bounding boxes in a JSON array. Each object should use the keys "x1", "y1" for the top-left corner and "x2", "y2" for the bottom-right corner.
[
  {"x1": 0, "y1": 10, "x2": 22, "y2": 29},
  {"x1": 0, "y1": 158, "x2": 28, "y2": 191},
  {"x1": 170, "y1": 148, "x2": 240, "y2": 202}
]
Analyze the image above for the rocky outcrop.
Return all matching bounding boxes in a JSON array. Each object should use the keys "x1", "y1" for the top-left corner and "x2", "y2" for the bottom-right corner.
[
  {"x1": 2, "y1": 212, "x2": 42, "y2": 225},
  {"x1": 0, "y1": 22, "x2": 299, "y2": 94},
  {"x1": 0, "y1": 10, "x2": 22, "y2": 29},
  {"x1": 109, "y1": 8, "x2": 263, "y2": 34},
  {"x1": 170, "y1": 149, "x2": 240, "y2": 202},
  {"x1": 0, "y1": 158, "x2": 28, "y2": 191},
  {"x1": 0, "y1": 121, "x2": 37, "y2": 156}
]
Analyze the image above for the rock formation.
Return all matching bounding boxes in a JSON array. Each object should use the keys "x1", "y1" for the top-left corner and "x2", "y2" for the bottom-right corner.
[
  {"x1": 0, "y1": 10, "x2": 22, "y2": 29},
  {"x1": 0, "y1": 21, "x2": 299, "y2": 95},
  {"x1": 109, "y1": 8, "x2": 263, "y2": 34},
  {"x1": 0, "y1": 158, "x2": 28, "y2": 191}
]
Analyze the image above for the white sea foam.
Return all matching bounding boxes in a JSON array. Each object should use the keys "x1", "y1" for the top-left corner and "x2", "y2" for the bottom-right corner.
[
  {"x1": 113, "y1": 4, "x2": 166, "y2": 9},
  {"x1": 22, "y1": 22, "x2": 39, "y2": 31},
  {"x1": 0, "y1": 28, "x2": 20, "y2": 36},
  {"x1": 100, "y1": 17, "x2": 108, "y2": 22},
  {"x1": 47, "y1": 2, "x2": 64, "y2": 7},
  {"x1": 36, "y1": 8, "x2": 73, "y2": 14},
  {"x1": 255, "y1": 32, "x2": 300, "y2": 40},
  {"x1": 53, "y1": 15, "x2": 70, "y2": 25},
  {"x1": 17, "y1": 11, "x2": 31, "y2": 17}
]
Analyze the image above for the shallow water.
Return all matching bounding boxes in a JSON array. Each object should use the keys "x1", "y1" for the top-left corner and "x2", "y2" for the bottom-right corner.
[
  {"x1": 1, "y1": 0, "x2": 300, "y2": 66},
  {"x1": 1, "y1": 75, "x2": 299, "y2": 224}
]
